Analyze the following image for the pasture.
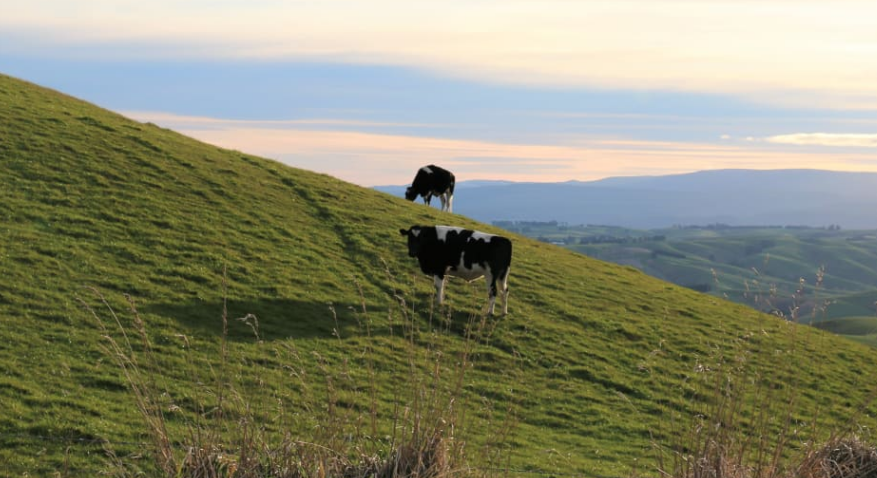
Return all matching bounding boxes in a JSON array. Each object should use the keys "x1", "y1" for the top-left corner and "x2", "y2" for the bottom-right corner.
[{"x1": 2, "y1": 73, "x2": 877, "y2": 476}]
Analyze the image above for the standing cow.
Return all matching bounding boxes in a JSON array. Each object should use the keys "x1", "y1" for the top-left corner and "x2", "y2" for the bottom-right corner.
[
  {"x1": 405, "y1": 165, "x2": 456, "y2": 213},
  {"x1": 399, "y1": 225, "x2": 511, "y2": 315}
]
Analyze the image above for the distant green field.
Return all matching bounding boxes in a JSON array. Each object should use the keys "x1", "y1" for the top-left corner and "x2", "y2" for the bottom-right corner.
[
  {"x1": 508, "y1": 222, "x2": 877, "y2": 325},
  {"x1": 824, "y1": 290, "x2": 877, "y2": 320},
  {"x1": 816, "y1": 316, "x2": 877, "y2": 336},
  {"x1": 816, "y1": 316, "x2": 877, "y2": 348},
  {"x1": 4, "y1": 73, "x2": 877, "y2": 476}
]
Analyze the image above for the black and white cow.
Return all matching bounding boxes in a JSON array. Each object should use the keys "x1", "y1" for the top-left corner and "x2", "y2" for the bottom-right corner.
[
  {"x1": 399, "y1": 225, "x2": 511, "y2": 315},
  {"x1": 405, "y1": 165, "x2": 456, "y2": 213}
]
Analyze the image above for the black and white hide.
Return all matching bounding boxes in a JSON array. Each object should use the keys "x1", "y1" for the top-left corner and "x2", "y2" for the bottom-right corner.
[
  {"x1": 399, "y1": 225, "x2": 512, "y2": 315},
  {"x1": 404, "y1": 165, "x2": 456, "y2": 213}
]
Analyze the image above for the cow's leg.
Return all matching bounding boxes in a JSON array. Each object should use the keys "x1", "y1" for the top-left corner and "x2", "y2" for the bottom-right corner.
[
  {"x1": 438, "y1": 193, "x2": 448, "y2": 212},
  {"x1": 434, "y1": 275, "x2": 447, "y2": 304},
  {"x1": 485, "y1": 272, "x2": 497, "y2": 315},
  {"x1": 424, "y1": 194, "x2": 432, "y2": 206},
  {"x1": 499, "y1": 267, "x2": 510, "y2": 315},
  {"x1": 447, "y1": 193, "x2": 453, "y2": 213}
]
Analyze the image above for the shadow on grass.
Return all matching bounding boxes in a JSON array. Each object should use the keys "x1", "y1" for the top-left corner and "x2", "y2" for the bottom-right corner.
[
  {"x1": 143, "y1": 286, "x2": 497, "y2": 343},
  {"x1": 143, "y1": 298, "x2": 375, "y2": 342}
]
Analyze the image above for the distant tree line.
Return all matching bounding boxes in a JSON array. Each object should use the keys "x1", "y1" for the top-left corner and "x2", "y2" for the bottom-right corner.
[
  {"x1": 497, "y1": 221, "x2": 845, "y2": 232},
  {"x1": 650, "y1": 249, "x2": 686, "y2": 259},
  {"x1": 493, "y1": 220, "x2": 568, "y2": 228},
  {"x1": 493, "y1": 220, "x2": 569, "y2": 234},
  {"x1": 536, "y1": 236, "x2": 569, "y2": 245},
  {"x1": 533, "y1": 235, "x2": 666, "y2": 246},
  {"x1": 673, "y1": 223, "x2": 842, "y2": 231},
  {"x1": 578, "y1": 235, "x2": 666, "y2": 245}
]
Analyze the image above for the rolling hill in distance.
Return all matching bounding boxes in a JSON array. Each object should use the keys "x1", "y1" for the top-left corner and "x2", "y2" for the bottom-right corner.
[
  {"x1": 4, "y1": 73, "x2": 877, "y2": 476},
  {"x1": 505, "y1": 222, "x2": 877, "y2": 343},
  {"x1": 377, "y1": 169, "x2": 877, "y2": 229}
]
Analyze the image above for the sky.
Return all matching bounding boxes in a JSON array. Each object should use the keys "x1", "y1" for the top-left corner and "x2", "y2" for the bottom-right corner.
[{"x1": 2, "y1": 1, "x2": 877, "y2": 186}]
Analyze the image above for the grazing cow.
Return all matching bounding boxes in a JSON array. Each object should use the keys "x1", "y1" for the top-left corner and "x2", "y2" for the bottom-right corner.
[
  {"x1": 399, "y1": 225, "x2": 511, "y2": 315},
  {"x1": 405, "y1": 165, "x2": 456, "y2": 213}
]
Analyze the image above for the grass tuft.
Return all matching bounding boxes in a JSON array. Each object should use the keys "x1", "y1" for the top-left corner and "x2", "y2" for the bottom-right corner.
[{"x1": 796, "y1": 436, "x2": 877, "y2": 478}]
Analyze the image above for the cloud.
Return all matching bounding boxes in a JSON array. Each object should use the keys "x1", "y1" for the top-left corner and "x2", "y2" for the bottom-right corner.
[
  {"x1": 766, "y1": 133, "x2": 877, "y2": 148},
  {"x1": 6, "y1": 1, "x2": 877, "y2": 109},
  {"x1": 125, "y1": 111, "x2": 438, "y2": 130},
  {"x1": 129, "y1": 111, "x2": 877, "y2": 186}
]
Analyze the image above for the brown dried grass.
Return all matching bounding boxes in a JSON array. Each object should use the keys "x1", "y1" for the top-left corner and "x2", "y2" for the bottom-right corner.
[{"x1": 795, "y1": 436, "x2": 877, "y2": 478}]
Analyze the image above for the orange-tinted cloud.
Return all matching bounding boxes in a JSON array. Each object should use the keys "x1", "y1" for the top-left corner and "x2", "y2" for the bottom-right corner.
[
  {"x1": 128, "y1": 112, "x2": 877, "y2": 186},
  {"x1": 766, "y1": 133, "x2": 877, "y2": 148},
  {"x1": 8, "y1": 1, "x2": 877, "y2": 109}
]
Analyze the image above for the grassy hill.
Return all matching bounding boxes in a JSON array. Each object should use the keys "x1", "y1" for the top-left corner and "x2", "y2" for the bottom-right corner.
[
  {"x1": 823, "y1": 290, "x2": 877, "y2": 321},
  {"x1": 814, "y1": 290, "x2": 877, "y2": 346},
  {"x1": 3, "y1": 73, "x2": 877, "y2": 476},
  {"x1": 816, "y1": 317, "x2": 877, "y2": 347}
]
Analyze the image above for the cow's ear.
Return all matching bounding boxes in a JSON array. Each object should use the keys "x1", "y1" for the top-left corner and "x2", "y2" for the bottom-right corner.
[{"x1": 399, "y1": 228, "x2": 409, "y2": 236}]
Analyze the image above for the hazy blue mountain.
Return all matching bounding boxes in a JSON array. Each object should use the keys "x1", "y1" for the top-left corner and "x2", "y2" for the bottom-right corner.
[
  {"x1": 375, "y1": 179, "x2": 516, "y2": 198},
  {"x1": 375, "y1": 169, "x2": 877, "y2": 229}
]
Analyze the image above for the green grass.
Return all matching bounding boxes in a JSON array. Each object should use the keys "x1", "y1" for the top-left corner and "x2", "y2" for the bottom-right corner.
[{"x1": 3, "y1": 73, "x2": 877, "y2": 476}]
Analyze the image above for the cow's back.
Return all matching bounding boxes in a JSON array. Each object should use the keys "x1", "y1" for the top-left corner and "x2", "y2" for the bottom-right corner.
[{"x1": 435, "y1": 226, "x2": 510, "y2": 274}]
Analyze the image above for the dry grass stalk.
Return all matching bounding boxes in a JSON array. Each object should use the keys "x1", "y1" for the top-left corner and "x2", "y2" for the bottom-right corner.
[
  {"x1": 795, "y1": 436, "x2": 877, "y2": 478},
  {"x1": 86, "y1": 263, "x2": 510, "y2": 478}
]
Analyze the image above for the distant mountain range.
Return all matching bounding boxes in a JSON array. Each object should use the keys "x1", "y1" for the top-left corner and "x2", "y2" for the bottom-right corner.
[{"x1": 376, "y1": 169, "x2": 877, "y2": 229}]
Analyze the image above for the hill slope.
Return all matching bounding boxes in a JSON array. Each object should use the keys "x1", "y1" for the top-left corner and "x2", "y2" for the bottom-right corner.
[{"x1": 3, "y1": 73, "x2": 877, "y2": 476}]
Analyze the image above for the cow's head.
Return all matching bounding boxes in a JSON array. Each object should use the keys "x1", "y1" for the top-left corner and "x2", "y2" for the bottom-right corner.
[
  {"x1": 404, "y1": 186, "x2": 418, "y2": 201},
  {"x1": 399, "y1": 226, "x2": 423, "y2": 257}
]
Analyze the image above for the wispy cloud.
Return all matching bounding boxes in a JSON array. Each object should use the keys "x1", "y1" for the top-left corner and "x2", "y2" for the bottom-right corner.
[
  {"x1": 765, "y1": 133, "x2": 877, "y2": 148},
  {"x1": 125, "y1": 111, "x2": 438, "y2": 129},
  {"x1": 130, "y1": 111, "x2": 877, "y2": 186},
  {"x1": 7, "y1": 1, "x2": 877, "y2": 109}
]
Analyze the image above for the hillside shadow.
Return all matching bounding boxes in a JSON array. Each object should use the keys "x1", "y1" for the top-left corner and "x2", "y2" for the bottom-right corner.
[
  {"x1": 143, "y1": 298, "x2": 381, "y2": 342},
  {"x1": 411, "y1": 296, "x2": 502, "y2": 339},
  {"x1": 142, "y1": 288, "x2": 501, "y2": 343}
]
